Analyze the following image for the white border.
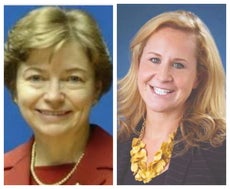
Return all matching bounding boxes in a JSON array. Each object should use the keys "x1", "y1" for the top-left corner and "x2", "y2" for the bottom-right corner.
[{"x1": 1, "y1": 0, "x2": 229, "y2": 189}]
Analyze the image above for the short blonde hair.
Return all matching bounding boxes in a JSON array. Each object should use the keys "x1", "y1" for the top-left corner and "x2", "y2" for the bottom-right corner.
[
  {"x1": 118, "y1": 10, "x2": 225, "y2": 152},
  {"x1": 5, "y1": 6, "x2": 112, "y2": 99}
]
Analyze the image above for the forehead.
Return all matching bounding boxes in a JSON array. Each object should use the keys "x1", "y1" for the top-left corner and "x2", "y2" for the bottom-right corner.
[
  {"x1": 143, "y1": 27, "x2": 197, "y2": 56},
  {"x1": 148, "y1": 27, "x2": 195, "y2": 45},
  {"x1": 25, "y1": 42, "x2": 92, "y2": 71}
]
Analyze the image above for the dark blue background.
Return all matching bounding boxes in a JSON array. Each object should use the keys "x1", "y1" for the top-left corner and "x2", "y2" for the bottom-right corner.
[
  {"x1": 117, "y1": 4, "x2": 226, "y2": 79},
  {"x1": 4, "y1": 5, "x2": 113, "y2": 152}
]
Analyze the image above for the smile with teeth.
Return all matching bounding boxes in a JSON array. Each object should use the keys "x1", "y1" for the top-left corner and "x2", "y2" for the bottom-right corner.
[{"x1": 152, "y1": 86, "x2": 173, "y2": 95}]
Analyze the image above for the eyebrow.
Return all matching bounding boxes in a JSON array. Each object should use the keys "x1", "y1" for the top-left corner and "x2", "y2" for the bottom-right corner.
[
  {"x1": 147, "y1": 52, "x2": 161, "y2": 56},
  {"x1": 24, "y1": 66, "x2": 87, "y2": 74},
  {"x1": 24, "y1": 67, "x2": 45, "y2": 73},
  {"x1": 64, "y1": 67, "x2": 87, "y2": 74},
  {"x1": 146, "y1": 52, "x2": 188, "y2": 63}
]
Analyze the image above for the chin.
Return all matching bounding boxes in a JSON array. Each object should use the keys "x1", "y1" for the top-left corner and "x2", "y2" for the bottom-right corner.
[
  {"x1": 147, "y1": 104, "x2": 172, "y2": 113},
  {"x1": 35, "y1": 125, "x2": 72, "y2": 137}
]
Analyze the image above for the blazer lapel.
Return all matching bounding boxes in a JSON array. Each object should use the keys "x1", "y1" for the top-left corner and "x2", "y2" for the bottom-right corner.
[
  {"x1": 5, "y1": 154, "x2": 31, "y2": 184},
  {"x1": 4, "y1": 138, "x2": 33, "y2": 185},
  {"x1": 164, "y1": 145, "x2": 193, "y2": 184},
  {"x1": 73, "y1": 126, "x2": 113, "y2": 185}
]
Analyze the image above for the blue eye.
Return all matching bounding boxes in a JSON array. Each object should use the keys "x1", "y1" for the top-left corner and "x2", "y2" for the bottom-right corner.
[
  {"x1": 150, "y1": 57, "x2": 161, "y2": 64},
  {"x1": 173, "y1": 62, "x2": 185, "y2": 69}
]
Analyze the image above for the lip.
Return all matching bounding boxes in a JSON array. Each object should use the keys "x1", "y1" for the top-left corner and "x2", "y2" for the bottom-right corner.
[
  {"x1": 36, "y1": 109, "x2": 72, "y2": 116},
  {"x1": 35, "y1": 109, "x2": 72, "y2": 122},
  {"x1": 150, "y1": 85, "x2": 174, "y2": 96}
]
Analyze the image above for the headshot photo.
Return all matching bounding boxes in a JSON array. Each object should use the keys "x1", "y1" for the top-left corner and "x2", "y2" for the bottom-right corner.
[
  {"x1": 117, "y1": 4, "x2": 226, "y2": 185},
  {"x1": 4, "y1": 5, "x2": 113, "y2": 185}
]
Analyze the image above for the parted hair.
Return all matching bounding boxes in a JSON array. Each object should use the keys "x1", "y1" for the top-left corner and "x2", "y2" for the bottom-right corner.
[
  {"x1": 5, "y1": 6, "x2": 112, "y2": 99},
  {"x1": 118, "y1": 10, "x2": 225, "y2": 153}
]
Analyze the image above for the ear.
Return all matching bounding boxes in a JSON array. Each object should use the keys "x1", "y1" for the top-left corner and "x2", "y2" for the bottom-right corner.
[{"x1": 93, "y1": 81, "x2": 102, "y2": 105}]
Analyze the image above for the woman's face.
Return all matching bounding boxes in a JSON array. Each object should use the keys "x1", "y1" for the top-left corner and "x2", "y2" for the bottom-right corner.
[
  {"x1": 138, "y1": 27, "x2": 198, "y2": 116},
  {"x1": 15, "y1": 42, "x2": 100, "y2": 136}
]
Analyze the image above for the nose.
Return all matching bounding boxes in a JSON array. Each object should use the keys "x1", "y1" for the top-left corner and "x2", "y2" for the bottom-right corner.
[
  {"x1": 155, "y1": 64, "x2": 173, "y2": 82},
  {"x1": 44, "y1": 80, "x2": 64, "y2": 107}
]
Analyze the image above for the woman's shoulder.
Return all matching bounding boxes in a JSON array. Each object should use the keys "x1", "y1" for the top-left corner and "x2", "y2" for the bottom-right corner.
[
  {"x1": 89, "y1": 124, "x2": 112, "y2": 154},
  {"x1": 4, "y1": 138, "x2": 33, "y2": 170},
  {"x1": 117, "y1": 131, "x2": 136, "y2": 157},
  {"x1": 117, "y1": 136, "x2": 133, "y2": 184},
  {"x1": 90, "y1": 124, "x2": 112, "y2": 142},
  {"x1": 199, "y1": 140, "x2": 226, "y2": 158},
  {"x1": 198, "y1": 141, "x2": 226, "y2": 184},
  {"x1": 200, "y1": 140, "x2": 226, "y2": 165}
]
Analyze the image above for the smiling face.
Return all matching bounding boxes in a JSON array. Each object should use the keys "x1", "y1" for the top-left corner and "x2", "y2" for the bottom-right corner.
[
  {"x1": 137, "y1": 27, "x2": 198, "y2": 116},
  {"x1": 15, "y1": 42, "x2": 100, "y2": 136}
]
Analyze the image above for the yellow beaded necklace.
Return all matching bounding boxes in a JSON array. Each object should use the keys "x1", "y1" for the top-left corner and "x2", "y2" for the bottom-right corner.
[{"x1": 130, "y1": 122, "x2": 175, "y2": 183}]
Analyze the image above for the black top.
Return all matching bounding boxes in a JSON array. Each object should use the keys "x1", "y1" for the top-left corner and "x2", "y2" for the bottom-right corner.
[{"x1": 117, "y1": 132, "x2": 226, "y2": 185}]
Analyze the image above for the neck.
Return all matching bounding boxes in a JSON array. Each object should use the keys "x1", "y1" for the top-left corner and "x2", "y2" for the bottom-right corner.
[
  {"x1": 33, "y1": 124, "x2": 90, "y2": 166},
  {"x1": 144, "y1": 110, "x2": 182, "y2": 140}
]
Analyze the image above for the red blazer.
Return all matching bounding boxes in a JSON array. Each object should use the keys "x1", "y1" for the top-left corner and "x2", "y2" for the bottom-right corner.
[{"x1": 4, "y1": 125, "x2": 113, "y2": 185}]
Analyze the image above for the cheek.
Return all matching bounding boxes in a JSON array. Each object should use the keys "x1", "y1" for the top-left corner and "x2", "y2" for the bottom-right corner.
[
  {"x1": 15, "y1": 83, "x2": 38, "y2": 106},
  {"x1": 175, "y1": 64, "x2": 197, "y2": 84},
  {"x1": 137, "y1": 67, "x2": 145, "y2": 91},
  {"x1": 137, "y1": 66, "x2": 149, "y2": 97},
  {"x1": 68, "y1": 89, "x2": 95, "y2": 107},
  {"x1": 188, "y1": 71, "x2": 198, "y2": 89},
  {"x1": 15, "y1": 91, "x2": 39, "y2": 122},
  {"x1": 138, "y1": 62, "x2": 151, "y2": 82},
  {"x1": 176, "y1": 75, "x2": 197, "y2": 95}
]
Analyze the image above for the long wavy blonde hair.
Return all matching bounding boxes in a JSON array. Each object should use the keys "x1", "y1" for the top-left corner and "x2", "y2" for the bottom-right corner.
[{"x1": 118, "y1": 10, "x2": 225, "y2": 152}]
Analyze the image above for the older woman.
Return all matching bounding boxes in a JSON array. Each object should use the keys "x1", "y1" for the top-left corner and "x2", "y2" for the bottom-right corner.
[
  {"x1": 4, "y1": 6, "x2": 112, "y2": 185},
  {"x1": 117, "y1": 8, "x2": 226, "y2": 185}
]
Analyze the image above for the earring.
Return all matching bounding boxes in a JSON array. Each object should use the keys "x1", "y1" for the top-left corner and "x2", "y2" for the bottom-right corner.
[
  {"x1": 13, "y1": 98, "x2": 17, "y2": 104},
  {"x1": 92, "y1": 99, "x2": 98, "y2": 106}
]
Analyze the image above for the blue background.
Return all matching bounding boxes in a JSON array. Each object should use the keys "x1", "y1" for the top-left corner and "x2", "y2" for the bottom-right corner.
[
  {"x1": 117, "y1": 4, "x2": 226, "y2": 79},
  {"x1": 4, "y1": 5, "x2": 113, "y2": 152}
]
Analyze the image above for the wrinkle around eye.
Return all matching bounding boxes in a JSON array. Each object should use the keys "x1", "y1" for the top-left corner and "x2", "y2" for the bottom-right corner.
[
  {"x1": 26, "y1": 75, "x2": 46, "y2": 82},
  {"x1": 66, "y1": 75, "x2": 84, "y2": 83},
  {"x1": 172, "y1": 62, "x2": 185, "y2": 69},
  {"x1": 149, "y1": 57, "x2": 161, "y2": 64}
]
